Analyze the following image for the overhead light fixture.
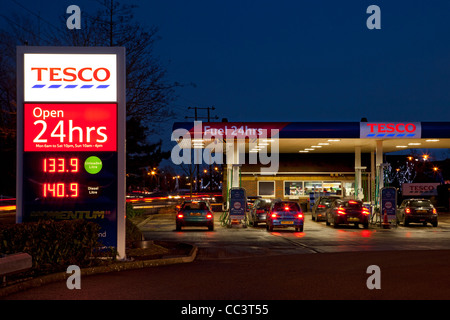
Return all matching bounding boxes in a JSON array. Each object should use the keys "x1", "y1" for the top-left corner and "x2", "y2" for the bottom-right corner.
[
  {"x1": 328, "y1": 139, "x2": 340, "y2": 142},
  {"x1": 318, "y1": 143, "x2": 330, "y2": 145},
  {"x1": 311, "y1": 146, "x2": 322, "y2": 148},
  {"x1": 299, "y1": 150, "x2": 309, "y2": 153},
  {"x1": 426, "y1": 139, "x2": 439, "y2": 142},
  {"x1": 305, "y1": 148, "x2": 314, "y2": 151},
  {"x1": 408, "y1": 143, "x2": 421, "y2": 146},
  {"x1": 396, "y1": 146, "x2": 408, "y2": 148}
]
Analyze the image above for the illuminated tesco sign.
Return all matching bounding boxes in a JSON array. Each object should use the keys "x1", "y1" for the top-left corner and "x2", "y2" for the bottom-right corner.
[
  {"x1": 360, "y1": 122, "x2": 421, "y2": 138},
  {"x1": 24, "y1": 53, "x2": 117, "y2": 102},
  {"x1": 17, "y1": 46, "x2": 126, "y2": 259}
]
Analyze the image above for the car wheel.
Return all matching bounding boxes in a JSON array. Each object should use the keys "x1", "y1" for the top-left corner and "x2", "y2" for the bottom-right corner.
[
  {"x1": 432, "y1": 221, "x2": 438, "y2": 227},
  {"x1": 254, "y1": 221, "x2": 258, "y2": 227},
  {"x1": 363, "y1": 223, "x2": 369, "y2": 229},
  {"x1": 326, "y1": 217, "x2": 330, "y2": 226},
  {"x1": 268, "y1": 224, "x2": 273, "y2": 232},
  {"x1": 333, "y1": 219, "x2": 339, "y2": 228},
  {"x1": 208, "y1": 224, "x2": 214, "y2": 231},
  {"x1": 176, "y1": 224, "x2": 181, "y2": 231},
  {"x1": 403, "y1": 217, "x2": 409, "y2": 227}
]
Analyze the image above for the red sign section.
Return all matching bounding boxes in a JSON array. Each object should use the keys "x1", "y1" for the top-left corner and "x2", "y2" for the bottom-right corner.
[{"x1": 24, "y1": 103, "x2": 117, "y2": 152}]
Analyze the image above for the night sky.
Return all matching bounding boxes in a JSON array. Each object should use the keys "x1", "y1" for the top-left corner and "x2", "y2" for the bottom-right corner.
[{"x1": 3, "y1": 0, "x2": 450, "y2": 153}]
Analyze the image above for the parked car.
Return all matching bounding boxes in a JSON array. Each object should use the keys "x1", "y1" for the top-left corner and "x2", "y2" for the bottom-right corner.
[
  {"x1": 266, "y1": 201, "x2": 304, "y2": 232},
  {"x1": 247, "y1": 196, "x2": 261, "y2": 211},
  {"x1": 176, "y1": 200, "x2": 214, "y2": 231},
  {"x1": 249, "y1": 198, "x2": 274, "y2": 227},
  {"x1": 312, "y1": 196, "x2": 340, "y2": 222},
  {"x1": 397, "y1": 198, "x2": 438, "y2": 227},
  {"x1": 326, "y1": 199, "x2": 370, "y2": 229}
]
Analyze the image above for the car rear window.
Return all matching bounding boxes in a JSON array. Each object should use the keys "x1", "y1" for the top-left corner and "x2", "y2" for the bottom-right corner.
[
  {"x1": 344, "y1": 200, "x2": 362, "y2": 208},
  {"x1": 257, "y1": 200, "x2": 273, "y2": 209},
  {"x1": 410, "y1": 200, "x2": 432, "y2": 207},
  {"x1": 274, "y1": 202, "x2": 300, "y2": 211},
  {"x1": 182, "y1": 202, "x2": 208, "y2": 210},
  {"x1": 320, "y1": 198, "x2": 335, "y2": 206}
]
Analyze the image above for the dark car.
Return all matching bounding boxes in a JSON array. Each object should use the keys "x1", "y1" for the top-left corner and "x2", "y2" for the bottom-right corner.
[
  {"x1": 249, "y1": 198, "x2": 274, "y2": 227},
  {"x1": 312, "y1": 196, "x2": 340, "y2": 222},
  {"x1": 176, "y1": 200, "x2": 214, "y2": 231},
  {"x1": 266, "y1": 201, "x2": 304, "y2": 232},
  {"x1": 247, "y1": 196, "x2": 261, "y2": 211},
  {"x1": 397, "y1": 198, "x2": 438, "y2": 227},
  {"x1": 326, "y1": 199, "x2": 370, "y2": 229}
]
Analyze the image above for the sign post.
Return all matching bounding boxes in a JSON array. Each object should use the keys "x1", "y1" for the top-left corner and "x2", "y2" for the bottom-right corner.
[{"x1": 16, "y1": 46, "x2": 126, "y2": 259}]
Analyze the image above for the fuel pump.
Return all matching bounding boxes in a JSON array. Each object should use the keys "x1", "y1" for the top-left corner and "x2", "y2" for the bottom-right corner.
[{"x1": 227, "y1": 187, "x2": 248, "y2": 227}]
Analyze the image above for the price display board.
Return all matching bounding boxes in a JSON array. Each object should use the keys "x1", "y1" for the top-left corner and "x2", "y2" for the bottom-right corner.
[{"x1": 17, "y1": 47, "x2": 126, "y2": 258}]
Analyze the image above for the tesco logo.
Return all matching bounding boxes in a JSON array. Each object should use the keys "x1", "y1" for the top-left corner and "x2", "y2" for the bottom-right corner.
[
  {"x1": 367, "y1": 123, "x2": 416, "y2": 133},
  {"x1": 31, "y1": 67, "x2": 111, "y2": 82},
  {"x1": 360, "y1": 122, "x2": 421, "y2": 138},
  {"x1": 24, "y1": 53, "x2": 117, "y2": 102}
]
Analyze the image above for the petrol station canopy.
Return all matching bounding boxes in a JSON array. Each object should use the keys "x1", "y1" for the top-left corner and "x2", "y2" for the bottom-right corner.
[{"x1": 172, "y1": 121, "x2": 450, "y2": 153}]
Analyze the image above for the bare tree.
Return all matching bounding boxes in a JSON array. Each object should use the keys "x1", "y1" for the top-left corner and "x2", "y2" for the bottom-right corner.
[
  {"x1": 0, "y1": 1, "x2": 185, "y2": 194},
  {"x1": 51, "y1": 0, "x2": 179, "y2": 126}
]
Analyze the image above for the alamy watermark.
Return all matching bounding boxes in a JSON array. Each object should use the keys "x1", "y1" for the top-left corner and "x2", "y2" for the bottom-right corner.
[{"x1": 171, "y1": 121, "x2": 280, "y2": 174}]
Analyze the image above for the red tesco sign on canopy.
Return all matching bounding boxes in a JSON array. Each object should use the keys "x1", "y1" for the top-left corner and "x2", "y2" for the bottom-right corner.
[{"x1": 360, "y1": 122, "x2": 421, "y2": 138}]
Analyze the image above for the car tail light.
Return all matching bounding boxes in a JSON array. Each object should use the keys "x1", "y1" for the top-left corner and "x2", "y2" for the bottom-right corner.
[
  {"x1": 177, "y1": 213, "x2": 184, "y2": 219},
  {"x1": 271, "y1": 213, "x2": 277, "y2": 218},
  {"x1": 206, "y1": 212, "x2": 213, "y2": 219},
  {"x1": 337, "y1": 207, "x2": 346, "y2": 215},
  {"x1": 318, "y1": 204, "x2": 326, "y2": 208},
  {"x1": 349, "y1": 200, "x2": 358, "y2": 204},
  {"x1": 297, "y1": 213, "x2": 303, "y2": 219},
  {"x1": 405, "y1": 207, "x2": 411, "y2": 214},
  {"x1": 284, "y1": 206, "x2": 290, "y2": 211},
  {"x1": 256, "y1": 209, "x2": 265, "y2": 214},
  {"x1": 433, "y1": 208, "x2": 437, "y2": 214},
  {"x1": 362, "y1": 207, "x2": 370, "y2": 215}
]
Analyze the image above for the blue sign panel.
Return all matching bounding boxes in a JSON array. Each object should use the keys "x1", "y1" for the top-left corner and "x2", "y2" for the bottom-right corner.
[
  {"x1": 229, "y1": 188, "x2": 246, "y2": 219},
  {"x1": 381, "y1": 187, "x2": 397, "y2": 221}
]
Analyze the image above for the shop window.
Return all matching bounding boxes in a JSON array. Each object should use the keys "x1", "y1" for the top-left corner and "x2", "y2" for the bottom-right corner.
[
  {"x1": 258, "y1": 181, "x2": 275, "y2": 197},
  {"x1": 343, "y1": 182, "x2": 355, "y2": 197},
  {"x1": 322, "y1": 181, "x2": 342, "y2": 195},
  {"x1": 304, "y1": 181, "x2": 323, "y2": 194},
  {"x1": 284, "y1": 181, "x2": 304, "y2": 197}
]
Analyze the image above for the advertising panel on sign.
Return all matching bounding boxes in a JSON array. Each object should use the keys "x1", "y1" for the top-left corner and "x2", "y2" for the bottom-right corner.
[
  {"x1": 24, "y1": 103, "x2": 117, "y2": 152},
  {"x1": 24, "y1": 53, "x2": 117, "y2": 102}
]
